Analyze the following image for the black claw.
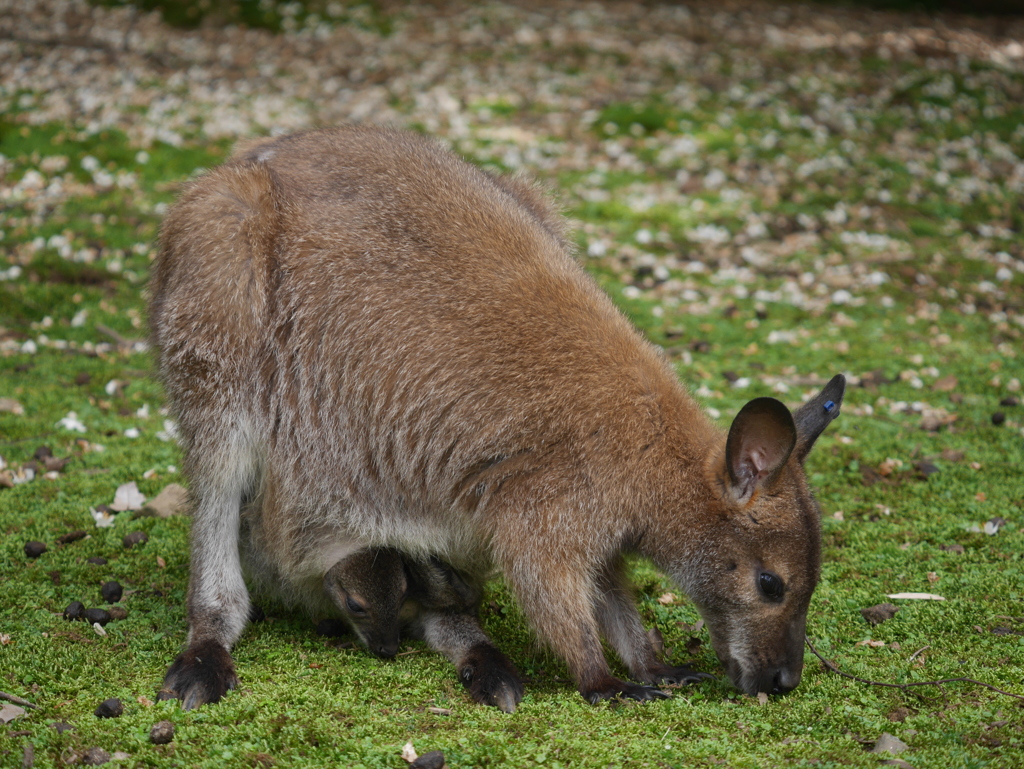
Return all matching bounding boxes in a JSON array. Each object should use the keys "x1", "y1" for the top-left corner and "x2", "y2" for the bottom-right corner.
[
  {"x1": 459, "y1": 642, "x2": 524, "y2": 713},
  {"x1": 161, "y1": 640, "x2": 238, "y2": 710},
  {"x1": 652, "y1": 664, "x2": 715, "y2": 686},
  {"x1": 584, "y1": 677, "x2": 670, "y2": 704}
]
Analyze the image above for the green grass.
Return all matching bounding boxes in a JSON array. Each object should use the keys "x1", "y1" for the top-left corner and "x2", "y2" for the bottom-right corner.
[{"x1": 3, "y1": 8, "x2": 1024, "y2": 767}]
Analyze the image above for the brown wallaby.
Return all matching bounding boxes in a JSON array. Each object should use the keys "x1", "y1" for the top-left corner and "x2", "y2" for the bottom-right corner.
[{"x1": 150, "y1": 124, "x2": 844, "y2": 711}]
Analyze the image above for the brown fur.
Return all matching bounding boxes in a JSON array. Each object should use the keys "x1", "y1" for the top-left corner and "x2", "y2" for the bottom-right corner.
[{"x1": 150, "y1": 125, "x2": 844, "y2": 708}]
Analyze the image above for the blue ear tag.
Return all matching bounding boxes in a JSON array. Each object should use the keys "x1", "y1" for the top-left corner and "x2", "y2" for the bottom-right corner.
[{"x1": 823, "y1": 400, "x2": 835, "y2": 413}]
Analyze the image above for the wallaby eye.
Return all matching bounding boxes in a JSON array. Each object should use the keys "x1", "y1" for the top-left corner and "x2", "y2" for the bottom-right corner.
[
  {"x1": 758, "y1": 572, "x2": 785, "y2": 601},
  {"x1": 345, "y1": 596, "x2": 367, "y2": 615}
]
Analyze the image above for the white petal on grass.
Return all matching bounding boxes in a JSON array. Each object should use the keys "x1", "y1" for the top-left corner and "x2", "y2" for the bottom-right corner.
[
  {"x1": 124, "y1": 427, "x2": 140, "y2": 438},
  {"x1": 57, "y1": 412, "x2": 87, "y2": 432},
  {"x1": 91, "y1": 507, "x2": 116, "y2": 528},
  {"x1": 885, "y1": 593, "x2": 945, "y2": 600},
  {"x1": 111, "y1": 481, "x2": 146, "y2": 511}
]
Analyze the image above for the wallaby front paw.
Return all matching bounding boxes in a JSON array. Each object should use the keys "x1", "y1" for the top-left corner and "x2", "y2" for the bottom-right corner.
[
  {"x1": 159, "y1": 640, "x2": 238, "y2": 710},
  {"x1": 459, "y1": 642, "x2": 524, "y2": 713},
  {"x1": 583, "y1": 677, "x2": 670, "y2": 705}
]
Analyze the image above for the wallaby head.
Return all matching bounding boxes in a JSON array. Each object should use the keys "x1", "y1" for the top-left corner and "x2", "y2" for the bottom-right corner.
[
  {"x1": 657, "y1": 375, "x2": 845, "y2": 696},
  {"x1": 323, "y1": 548, "x2": 408, "y2": 659}
]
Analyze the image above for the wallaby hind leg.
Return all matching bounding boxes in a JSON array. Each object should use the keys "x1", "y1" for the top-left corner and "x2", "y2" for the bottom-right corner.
[
  {"x1": 595, "y1": 558, "x2": 713, "y2": 687},
  {"x1": 415, "y1": 610, "x2": 524, "y2": 713},
  {"x1": 159, "y1": 431, "x2": 256, "y2": 710}
]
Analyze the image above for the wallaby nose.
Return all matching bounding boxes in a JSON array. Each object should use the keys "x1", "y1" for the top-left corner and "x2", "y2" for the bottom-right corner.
[
  {"x1": 770, "y1": 667, "x2": 800, "y2": 694},
  {"x1": 377, "y1": 642, "x2": 399, "y2": 659}
]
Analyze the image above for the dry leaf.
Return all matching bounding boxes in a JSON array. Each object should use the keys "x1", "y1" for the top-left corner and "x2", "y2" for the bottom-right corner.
[
  {"x1": 657, "y1": 592, "x2": 677, "y2": 605},
  {"x1": 0, "y1": 703, "x2": 26, "y2": 723},
  {"x1": 0, "y1": 397, "x2": 25, "y2": 415},
  {"x1": 886, "y1": 593, "x2": 945, "y2": 600},
  {"x1": 757, "y1": 692, "x2": 769, "y2": 705},
  {"x1": 136, "y1": 483, "x2": 188, "y2": 518},
  {"x1": 156, "y1": 555, "x2": 166, "y2": 568},
  {"x1": 427, "y1": 706, "x2": 452, "y2": 715},
  {"x1": 931, "y1": 374, "x2": 958, "y2": 392},
  {"x1": 856, "y1": 639, "x2": 887, "y2": 647},
  {"x1": 110, "y1": 481, "x2": 146, "y2": 511},
  {"x1": 401, "y1": 741, "x2": 419, "y2": 763},
  {"x1": 647, "y1": 626, "x2": 665, "y2": 656}
]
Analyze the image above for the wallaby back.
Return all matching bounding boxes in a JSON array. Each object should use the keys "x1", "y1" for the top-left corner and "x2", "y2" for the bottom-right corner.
[{"x1": 151, "y1": 125, "x2": 843, "y2": 709}]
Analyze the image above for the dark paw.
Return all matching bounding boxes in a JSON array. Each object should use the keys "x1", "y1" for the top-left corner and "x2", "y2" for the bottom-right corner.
[
  {"x1": 583, "y1": 677, "x2": 670, "y2": 705},
  {"x1": 649, "y1": 663, "x2": 715, "y2": 687},
  {"x1": 458, "y1": 642, "x2": 524, "y2": 713},
  {"x1": 159, "y1": 639, "x2": 238, "y2": 710}
]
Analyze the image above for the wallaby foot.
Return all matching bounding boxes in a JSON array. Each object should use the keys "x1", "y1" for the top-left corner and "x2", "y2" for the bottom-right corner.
[
  {"x1": 646, "y1": 662, "x2": 715, "y2": 687},
  {"x1": 582, "y1": 676, "x2": 670, "y2": 705},
  {"x1": 158, "y1": 640, "x2": 238, "y2": 710},
  {"x1": 458, "y1": 642, "x2": 524, "y2": 713}
]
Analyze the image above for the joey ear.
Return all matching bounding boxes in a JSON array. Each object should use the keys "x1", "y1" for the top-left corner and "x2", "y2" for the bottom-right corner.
[
  {"x1": 724, "y1": 397, "x2": 797, "y2": 505},
  {"x1": 792, "y1": 374, "x2": 846, "y2": 463}
]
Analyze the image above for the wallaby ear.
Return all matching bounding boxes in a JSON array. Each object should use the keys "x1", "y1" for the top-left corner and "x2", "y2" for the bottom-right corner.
[
  {"x1": 725, "y1": 397, "x2": 797, "y2": 505},
  {"x1": 792, "y1": 374, "x2": 846, "y2": 463}
]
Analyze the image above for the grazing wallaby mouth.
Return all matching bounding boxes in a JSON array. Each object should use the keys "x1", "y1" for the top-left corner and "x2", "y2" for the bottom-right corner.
[{"x1": 150, "y1": 124, "x2": 844, "y2": 710}]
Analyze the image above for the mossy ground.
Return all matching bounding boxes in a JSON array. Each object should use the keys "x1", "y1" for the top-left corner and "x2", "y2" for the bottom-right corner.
[{"x1": 2, "y1": 2, "x2": 1024, "y2": 767}]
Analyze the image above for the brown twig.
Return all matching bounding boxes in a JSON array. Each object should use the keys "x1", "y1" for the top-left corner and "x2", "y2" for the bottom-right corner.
[
  {"x1": 0, "y1": 691, "x2": 38, "y2": 710},
  {"x1": 805, "y1": 637, "x2": 1024, "y2": 701},
  {"x1": 908, "y1": 645, "x2": 930, "y2": 663}
]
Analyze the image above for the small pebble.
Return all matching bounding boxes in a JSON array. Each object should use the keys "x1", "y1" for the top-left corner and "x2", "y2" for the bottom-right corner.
[
  {"x1": 1000, "y1": 396, "x2": 1020, "y2": 407},
  {"x1": 991, "y1": 411, "x2": 1005, "y2": 426},
  {"x1": 82, "y1": 747, "x2": 111, "y2": 766},
  {"x1": 51, "y1": 721, "x2": 75, "y2": 734},
  {"x1": 123, "y1": 531, "x2": 148, "y2": 549},
  {"x1": 84, "y1": 608, "x2": 112, "y2": 626},
  {"x1": 108, "y1": 607, "x2": 128, "y2": 621},
  {"x1": 87, "y1": 557, "x2": 108, "y2": 566},
  {"x1": 101, "y1": 581, "x2": 123, "y2": 603},
  {"x1": 64, "y1": 601, "x2": 86, "y2": 621},
  {"x1": 149, "y1": 720, "x2": 175, "y2": 745},
  {"x1": 410, "y1": 750, "x2": 446, "y2": 769},
  {"x1": 24, "y1": 541, "x2": 47, "y2": 559},
  {"x1": 94, "y1": 698, "x2": 123, "y2": 719},
  {"x1": 860, "y1": 603, "x2": 899, "y2": 626}
]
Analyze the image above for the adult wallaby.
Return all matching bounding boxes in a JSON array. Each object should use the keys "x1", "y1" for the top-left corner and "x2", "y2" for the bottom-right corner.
[{"x1": 150, "y1": 124, "x2": 844, "y2": 710}]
